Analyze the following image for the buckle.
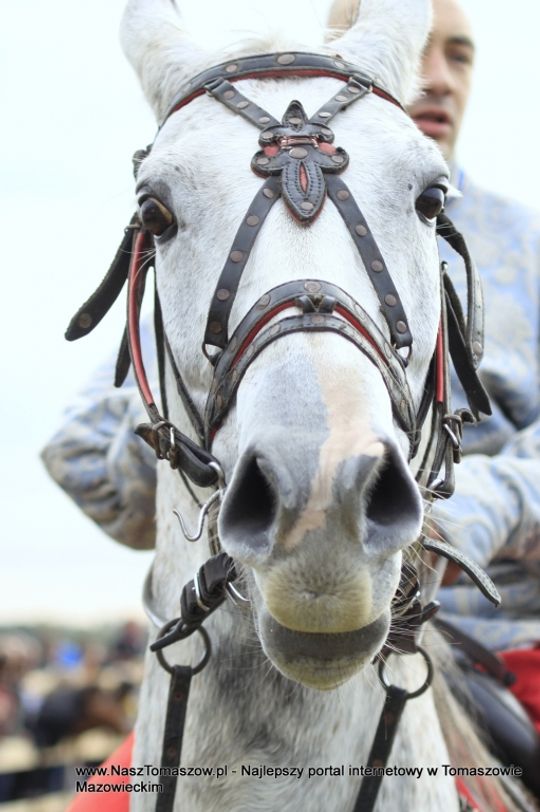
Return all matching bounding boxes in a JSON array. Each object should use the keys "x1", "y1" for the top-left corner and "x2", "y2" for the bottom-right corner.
[{"x1": 443, "y1": 413, "x2": 463, "y2": 463}]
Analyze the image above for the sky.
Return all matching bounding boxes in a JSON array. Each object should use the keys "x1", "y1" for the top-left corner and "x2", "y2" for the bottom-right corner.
[{"x1": 2, "y1": 0, "x2": 539, "y2": 625}]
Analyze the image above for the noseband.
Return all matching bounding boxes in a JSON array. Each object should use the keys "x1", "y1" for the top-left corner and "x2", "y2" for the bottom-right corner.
[{"x1": 66, "y1": 51, "x2": 498, "y2": 812}]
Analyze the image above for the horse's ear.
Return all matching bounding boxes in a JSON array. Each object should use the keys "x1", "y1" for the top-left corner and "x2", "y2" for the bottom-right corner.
[
  {"x1": 120, "y1": 0, "x2": 206, "y2": 121},
  {"x1": 327, "y1": 0, "x2": 431, "y2": 105}
]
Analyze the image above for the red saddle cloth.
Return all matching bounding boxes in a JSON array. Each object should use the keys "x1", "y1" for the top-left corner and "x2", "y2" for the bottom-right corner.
[
  {"x1": 68, "y1": 733, "x2": 133, "y2": 812},
  {"x1": 501, "y1": 646, "x2": 540, "y2": 732}
]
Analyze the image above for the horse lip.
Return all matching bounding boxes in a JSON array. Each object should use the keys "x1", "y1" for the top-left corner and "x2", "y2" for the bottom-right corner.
[{"x1": 258, "y1": 610, "x2": 389, "y2": 665}]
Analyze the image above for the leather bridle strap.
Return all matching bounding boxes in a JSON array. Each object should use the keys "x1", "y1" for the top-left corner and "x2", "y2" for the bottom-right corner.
[
  {"x1": 202, "y1": 74, "x2": 412, "y2": 354},
  {"x1": 203, "y1": 176, "x2": 282, "y2": 351},
  {"x1": 204, "y1": 278, "x2": 417, "y2": 451},
  {"x1": 65, "y1": 217, "x2": 138, "y2": 341},
  {"x1": 155, "y1": 665, "x2": 192, "y2": 812},
  {"x1": 162, "y1": 51, "x2": 403, "y2": 125},
  {"x1": 326, "y1": 175, "x2": 412, "y2": 350},
  {"x1": 127, "y1": 230, "x2": 221, "y2": 488},
  {"x1": 353, "y1": 685, "x2": 409, "y2": 812}
]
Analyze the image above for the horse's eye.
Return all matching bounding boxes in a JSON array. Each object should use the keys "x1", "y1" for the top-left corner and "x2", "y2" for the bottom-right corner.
[
  {"x1": 415, "y1": 186, "x2": 446, "y2": 222},
  {"x1": 139, "y1": 196, "x2": 175, "y2": 236}
]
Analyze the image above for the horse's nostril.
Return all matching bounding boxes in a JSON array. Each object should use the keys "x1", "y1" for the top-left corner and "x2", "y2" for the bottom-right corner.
[
  {"x1": 365, "y1": 446, "x2": 422, "y2": 544},
  {"x1": 220, "y1": 456, "x2": 277, "y2": 548}
]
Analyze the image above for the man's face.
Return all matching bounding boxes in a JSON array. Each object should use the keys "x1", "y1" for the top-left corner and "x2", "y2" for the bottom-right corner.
[{"x1": 408, "y1": 0, "x2": 475, "y2": 160}]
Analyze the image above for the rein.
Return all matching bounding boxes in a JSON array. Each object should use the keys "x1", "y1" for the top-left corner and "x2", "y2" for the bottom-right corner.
[{"x1": 66, "y1": 50, "x2": 498, "y2": 812}]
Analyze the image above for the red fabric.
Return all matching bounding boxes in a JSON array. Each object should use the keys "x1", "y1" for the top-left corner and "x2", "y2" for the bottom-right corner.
[
  {"x1": 500, "y1": 646, "x2": 540, "y2": 733},
  {"x1": 67, "y1": 732, "x2": 133, "y2": 812},
  {"x1": 456, "y1": 777, "x2": 480, "y2": 810}
]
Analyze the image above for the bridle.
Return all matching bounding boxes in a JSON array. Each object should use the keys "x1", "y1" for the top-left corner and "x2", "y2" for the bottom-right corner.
[{"x1": 66, "y1": 51, "x2": 500, "y2": 812}]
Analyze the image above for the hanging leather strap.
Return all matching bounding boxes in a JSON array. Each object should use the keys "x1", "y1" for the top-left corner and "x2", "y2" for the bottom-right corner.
[
  {"x1": 353, "y1": 685, "x2": 409, "y2": 812},
  {"x1": 155, "y1": 665, "x2": 193, "y2": 812},
  {"x1": 65, "y1": 217, "x2": 139, "y2": 340}
]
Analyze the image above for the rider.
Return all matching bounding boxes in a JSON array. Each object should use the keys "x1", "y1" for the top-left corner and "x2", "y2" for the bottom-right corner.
[
  {"x1": 326, "y1": 0, "x2": 540, "y2": 741},
  {"x1": 43, "y1": 0, "x2": 540, "y2": 718}
]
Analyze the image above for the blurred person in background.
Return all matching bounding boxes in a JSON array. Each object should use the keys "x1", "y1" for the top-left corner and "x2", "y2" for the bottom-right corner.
[{"x1": 326, "y1": 3, "x2": 540, "y2": 765}]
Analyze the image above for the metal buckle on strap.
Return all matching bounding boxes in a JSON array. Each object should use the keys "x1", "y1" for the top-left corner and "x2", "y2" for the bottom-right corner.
[
  {"x1": 442, "y1": 413, "x2": 463, "y2": 463},
  {"x1": 350, "y1": 74, "x2": 373, "y2": 93},
  {"x1": 278, "y1": 135, "x2": 320, "y2": 149}
]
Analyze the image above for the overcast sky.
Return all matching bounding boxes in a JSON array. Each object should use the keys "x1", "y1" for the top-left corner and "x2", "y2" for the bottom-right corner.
[{"x1": 2, "y1": 1, "x2": 539, "y2": 624}]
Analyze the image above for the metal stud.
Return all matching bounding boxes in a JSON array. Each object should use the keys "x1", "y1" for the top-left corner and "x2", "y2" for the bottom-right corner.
[
  {"x1": 257, "y1": 156, "x2": 270, "y2": 166},
  {"x1": 225, "y1": 63, "x2": 239, "y2": 73},
  {"x1": 472, "y1": 341, "x2": 482, "y2": 355},
  {"x1": 246, "y1": 215, "x2": 260, "y2": 226},
  {"x1": 396, "y1": 320, "x2": 408, "y2": 334},
  {"x1": 355, "y1": 224, "x2": 368, "y2": 236},
  {"x1": 335, "y1": 94, "x2": 348, "y2": 102},
  {"x1": 348, "y1": 85, "x2": 362, "y2": 95},
  {"x1": 216, "y1": 289, "x2": 230, "y2": 301},
  {"x1": 371, "y1": 260, "x2": 384, "y2": 272},
  {"x1": 259, "y1": 116, "x2": 271, "y2": 124},
  {"x1": 304, "y1": 281, "x2": 321, "y2": 293},
  {"x1": 230, "y1": 250, "x2": 244, "y2": 263},
  {"x1": 78, "y1": 313, "x2": 92, "y2": 329},
  {"x1": 300, "y1": 201, "x2": 314, "y2": 211},
  {"x1": 337, "y1": 189, "x2": 349, "y2": 201},
  {"x1": 384, "y1": 294, "x2": 397, "y2": 307},
  {"x1": 334, "y1": 60, "x2": 346, "y2": 69},
  {"x1": 319, "y1": 111, "x2": 331, "y2": 118},
  {"x1": 277, "y1": 53, "x2": 295, "y2": 65},
  {"x1": 262, "y1": 187, "x2": 275, "y2": 198},
  {"x1": 237, "y1": 100, "x2": 249, "y2": 109},
  {"x1": 290, "y1": 146, "x2": 308, "y2": 159},
  {"x1": 288, "y1": 116, "x2": 302, "y2": 126},
  {"x1": 258, "y1": 293, "x2": 271, "y2": 307},
  {"x1": 209, "y1": 321, "x2": 222, "y2": 334},
  {"x1": 331, "y1": 154, "x2": 345, "y2": 164},
  {"x1": 223, "y1": 90, "x2": 235, "y2": 100}
]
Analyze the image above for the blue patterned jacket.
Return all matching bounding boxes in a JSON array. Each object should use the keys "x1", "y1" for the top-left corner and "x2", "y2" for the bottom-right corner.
[
  {"x1": 433, "y1": 170, "x2": 540, "y2": 649},
  {"x1": 42, "y1": 170, "x2": 540, "y2": 649}
]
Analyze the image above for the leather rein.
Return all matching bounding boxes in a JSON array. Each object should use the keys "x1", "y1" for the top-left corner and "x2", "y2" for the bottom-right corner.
[{"x1": 66, "y1": 51, "x2": 499, "y2": 812}]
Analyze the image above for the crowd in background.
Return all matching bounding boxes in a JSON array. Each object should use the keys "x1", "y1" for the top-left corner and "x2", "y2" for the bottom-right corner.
[{"x1": 0, "y1": 621, "x2": 146, "y2": 803}]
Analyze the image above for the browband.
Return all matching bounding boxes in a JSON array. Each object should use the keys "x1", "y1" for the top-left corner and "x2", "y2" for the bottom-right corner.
[{"x1": 162, "y1": 50, "x2": 403, "y2": 126}]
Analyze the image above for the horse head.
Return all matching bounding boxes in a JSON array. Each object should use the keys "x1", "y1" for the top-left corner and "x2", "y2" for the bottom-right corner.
[{"x1": 121, "y1": 0, "x2": 449, "y2": 691}]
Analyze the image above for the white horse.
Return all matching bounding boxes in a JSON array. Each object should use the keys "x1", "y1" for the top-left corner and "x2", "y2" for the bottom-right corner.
[{"x1": 116, "y1": 1, "x2": 514, "y2": 810}]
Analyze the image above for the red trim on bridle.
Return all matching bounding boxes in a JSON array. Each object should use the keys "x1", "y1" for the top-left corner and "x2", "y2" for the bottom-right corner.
[
  {"x1": 230, "y1": 299, "x2": 391, "y2": 371},
  {"x1": 166, "y1": 69, "x2": 403, "y2": 121},
  {"x1": 334, "y1": 303, "x2": 387, "y2": 362},
  {"x1": 232, "y1": 300, "x2": 295, "y2": 367},
  {"x1": 128, "y1": 231, "x2": 155, "y2": 407},
  {"x1": 435, "y1": 320, "x2": 445, "y2": 404}
]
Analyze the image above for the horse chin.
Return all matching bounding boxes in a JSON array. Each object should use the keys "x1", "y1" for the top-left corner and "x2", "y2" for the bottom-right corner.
[{"x1": 257, "y1": 609, "x2": 390, "y2": 690}]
